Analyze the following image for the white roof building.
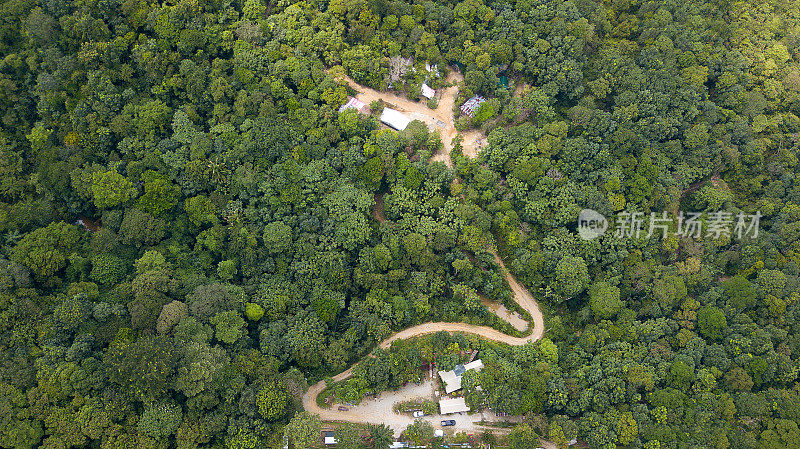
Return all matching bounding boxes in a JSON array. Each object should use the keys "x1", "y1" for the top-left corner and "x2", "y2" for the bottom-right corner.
[
  {"x1": 421, "y1": 83, "x2": 435, "y2": 99},
  {"x1": 439, "y1": 397, "x2": 470, "y2": 414},
  {"x1": 322, "y1": 430, "x2": 337, "y2": 445},
  {"x1": 438, "y1": 360, "x2": 483, "y2": 394},
  {"x1": 380, "y1": 107, "x2": 411, "y2": 131}
]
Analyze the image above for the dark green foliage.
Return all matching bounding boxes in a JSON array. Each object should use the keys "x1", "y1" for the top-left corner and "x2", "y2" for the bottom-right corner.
[{"x1": 0, "y1": 0, "x2": 798, "y2": 447}]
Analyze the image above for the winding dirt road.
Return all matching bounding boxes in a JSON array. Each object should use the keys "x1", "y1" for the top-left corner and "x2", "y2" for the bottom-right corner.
[{"x1": 301, "y1": 254, "x2": 546, "y2": 426}]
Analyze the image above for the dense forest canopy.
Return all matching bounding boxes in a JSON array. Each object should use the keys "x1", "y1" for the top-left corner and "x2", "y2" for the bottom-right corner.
[{"x1": 1, "y1": 0, "x2": 800, "y2": 447}]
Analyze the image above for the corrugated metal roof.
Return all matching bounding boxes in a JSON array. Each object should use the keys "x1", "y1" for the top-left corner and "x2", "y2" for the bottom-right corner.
[
  {"x1": 380, "y1": 108, "x2": 411, "y2": 130},
  {"x1": 439, "y1": 397, "x2": 470, "y2": 414}
]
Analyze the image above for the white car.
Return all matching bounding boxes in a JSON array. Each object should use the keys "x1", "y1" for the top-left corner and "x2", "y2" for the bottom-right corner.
[{"x1": 412, "y1": 410, "x2": 425, "y2": 418}]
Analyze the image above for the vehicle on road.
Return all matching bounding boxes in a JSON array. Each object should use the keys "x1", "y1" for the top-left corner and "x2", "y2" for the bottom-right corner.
[
  {"x1": 338, "y1": 406, "x2": 349, "y2": 411},
  {"x1": 412, "y1": 410, "x2": 425, "y2": 417},
  {"x1": 441, "y1": 420, "x2": 456, "y2": 426}
]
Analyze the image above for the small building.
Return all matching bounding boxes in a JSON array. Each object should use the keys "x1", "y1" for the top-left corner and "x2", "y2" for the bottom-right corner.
[
  {"x1": 438, "y1": 359, "x2": 484, "y2": 394},
  {"x1": 439, "y1": 397, "x2": 470, "y2": 415},
  {"x1": 380, "y1": 107, "x2": 411, "y2": 131},
  {"x1": 459, "y1": 95, "x2": 486, "y2": 117},
  {"x1": 322, "y1": 430, "x2": 337, "y2": 445},
  {"x1": 421, "y1": 83, "x2": 435, "y2": 99},
  {"x1": 434, "y1": 429, "x2": 445, "y2": 438},
  {"x1": 339, "y1": 96, "x2": 369, "y2": 114}
]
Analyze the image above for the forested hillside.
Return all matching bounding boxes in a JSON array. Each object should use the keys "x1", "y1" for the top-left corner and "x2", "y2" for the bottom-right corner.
[{"x1": 0, "y1": 0, "x2": 799, "y2": 447}]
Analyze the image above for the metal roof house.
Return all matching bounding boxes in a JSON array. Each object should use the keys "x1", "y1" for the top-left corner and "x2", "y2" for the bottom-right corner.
[
  {"x1": 380, "y1": 107, "x2": 411, "y2": 131},
  {"x1": 439, "y1": 397, "x2": 470, "y2": 414},
  {"x1": 438, "y1": 360, "x2": 484, "y2": 394},
  {"x1": 339, "y1": 96, "x2": 369, "y2": 114},
  {"x1": 459, "y1": 95, "x2": 486, "y2": 117}
]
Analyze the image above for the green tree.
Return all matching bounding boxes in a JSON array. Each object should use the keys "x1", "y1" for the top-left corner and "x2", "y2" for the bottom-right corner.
[
  {"x1": 404, "y1": 419, "x2": 434, "y2": 445},
  {"x1": 589, "y1": 281, "x2": 623, "y2": 319},
  {"x1": 90, "y1": 170, "x2": 136, "y2": 209},
  {"x1": 284, "y1": 412, "x2": 321, "y2": 449},
  {"x1": 210, "y1": 310, "x2": 245, "y2": 344},
  {"x1": 368, "y1": 424, "x2": 393, "y2": 449},
  {"x1": 12, "y1": 222, "x2": 80, "y2": 278},
  {"x1": 554, "y1": 256, "x2": 588, "y2": 300},
  {"x1": 256, "y1": 383, "x2": 288, "y2": 421},
  {"x1": 138, "y1": 170, "x2": 180, "y2": 216},
  {"x1": 697, "y1": 305, "x2": 727, "y2": 340},
  {"x1": 138, "y1": 402, "x2": 182, "y2": 440}
]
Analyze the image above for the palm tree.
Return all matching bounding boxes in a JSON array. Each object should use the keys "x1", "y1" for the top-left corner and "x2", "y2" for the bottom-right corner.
[{"x1": 368, "y1": 424, "x2": 393, "y2": 449}]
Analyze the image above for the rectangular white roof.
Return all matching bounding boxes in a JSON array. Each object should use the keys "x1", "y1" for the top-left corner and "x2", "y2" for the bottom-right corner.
[
  {"x1": 421, "y1": 83, "x2": 435, "y2": 99},
  {"x1": 464, "y1": 360, "x2": 484, "y2": 371},
  {"x1": 439, "y1": 397, "x2": 470, "y2": 414},
  {"x1": 380, "y1": 107, "x2": 411, "y2": 131}
]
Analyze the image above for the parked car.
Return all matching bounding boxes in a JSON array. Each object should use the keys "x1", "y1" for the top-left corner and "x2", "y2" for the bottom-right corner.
[
  {"x1": 412, "y1": 410, "x2": 425, "y2": 418},
  {"x1": 441, "y1": 420, "x2": 456, "y2": 426},
  {"x1": 338, "y1": 406, "x2": 349, "y2": 411}
]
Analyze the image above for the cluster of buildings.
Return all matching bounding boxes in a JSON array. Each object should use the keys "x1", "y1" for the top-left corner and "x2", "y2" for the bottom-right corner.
[{"x1": 437, "y1": 359, "x2": 483, "y2": 415}]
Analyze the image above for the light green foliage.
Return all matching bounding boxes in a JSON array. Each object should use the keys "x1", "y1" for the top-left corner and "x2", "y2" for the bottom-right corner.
[
  {"x1": 12, "y1": 222, "x2": 80, "y2": 278},
  {"x1": 185, "y1": 195, "x2": 216, "y2": 227},
  {"x1": 210, "y1": 311, "x2": 246, "y2": 344},
  {"x1": 537, "y1": 338, "x2": 558, "y2": 364},
  {"x1": 90, "y1": 254, "x2": 126, "y2": 285},
  {"x1": 284, "y1": 412, "x2": 321, "y2": 449},
  {"x1": 262, "y1": 221, "x2": 293, "y2": 254},
  {"x1": 138, "y1": 402, "x2": 182, "y2": 439},
  {"x1": 256, "y1": 383, "x2": 288, "y2": 421},
  {"x1": 244, "y1": 303, "x2": 264, "y2": 321},
  {"x1": 135, "y1": 250, "x2": 167, "y2": 274},
  {"x1": 554, "y1": 256, "x2": 588, "y2": 300},
  {"x1": 217, "y1": 259, "x2": 236, "y2": 281},
  {"x1": 404, "y1": 419, "x2": 434, "y2": 445},
  {"x1": 226, "y1": 429, "x2": 258, "y2": 449},
  {"x1": 90, "y1": 170, "x2": 136, "y2": 209},
  {"x1": 697, "y1": 305, "x2": 727, "y2": 340},
  {"x1": 507, "y1": 423, "x2": 538, "y2": 449},
  {"x1": 589, "y1": 281, "x2": 623, "y2": 319}
]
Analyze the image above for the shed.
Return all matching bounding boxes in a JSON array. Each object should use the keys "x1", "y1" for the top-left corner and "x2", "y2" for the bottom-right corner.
[
  {"x1": 459, "y1": 95, "x2": 486, "y2": 117},
  {"x1": 421, "y1": 83, "x2": 435, "y2": 99},
  {"x1": 439, "y1": 397, "x2": 470, "y2": 415},
  {"x1": 380, "y1": 108, "x2": 411, "y2": 131},
  {"x1": 339, "y1": 96, "x2": 369, "y2": 114},
  {"x1": 322, "y1": 431, "x2": 337, "y2": 445}
]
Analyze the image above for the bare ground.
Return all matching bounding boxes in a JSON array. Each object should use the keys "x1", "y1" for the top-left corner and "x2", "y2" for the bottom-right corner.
[{"x1": 331, "y1": 70, "x2": 478, "y2": 167}]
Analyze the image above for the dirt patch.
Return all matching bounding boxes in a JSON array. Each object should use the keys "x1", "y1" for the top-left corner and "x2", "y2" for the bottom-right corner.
[
  {"x1": 373, "y1": 192, "x2": 387, "y2": 223},
  {"x1": 330, "y1": 69, "x2": 482, "y2": 168},
  {"x1": 481, "y1": 298, "x2": 528, "y2": 332},
  {"x1": 460, "y1": 130, "x2": 486, "y2": 159}
]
